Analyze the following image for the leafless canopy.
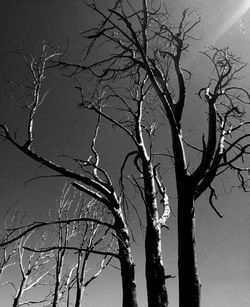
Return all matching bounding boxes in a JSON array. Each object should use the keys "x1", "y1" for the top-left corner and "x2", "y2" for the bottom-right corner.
[{"x1": 1, "y1": 1, "x2": 250, "y2": 307}]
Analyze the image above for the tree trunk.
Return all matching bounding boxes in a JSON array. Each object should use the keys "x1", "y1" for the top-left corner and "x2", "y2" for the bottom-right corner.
[
  {"x1": 143, "y1": 162, "x2": 168, "y2": 307},
  {"x1": 52, "y1": 250, "x2": 64, "y2": 307},
  {"x1": 74, "y1": 284, "x2": 83, "y2": 307},
  {"x1": 114, "y1": 211, "x2": 139, "y2": 307},
  {"x1": 171, "y1": 128, "x2": 201, "y2": 307},
  {"x1": 145, "y1": 222, "x2": 168, "y2": 307},
  {"x1": 178, "y1": 187, "x2": 201, "y2": 307},
  {"x1": 13, "y1": 278, "x2": 25, "y2": 307},
  {"x1": 120, "y1": 253, "x2": 138, "y2": 307},
  {"x1": 74, "y1": 279, "x2": 86, "y2": 307}
]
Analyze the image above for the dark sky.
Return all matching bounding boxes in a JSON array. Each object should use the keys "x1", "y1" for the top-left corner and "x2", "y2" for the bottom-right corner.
[{"x1": 1, "y1": 1, "x2": 250, "y2": 306}]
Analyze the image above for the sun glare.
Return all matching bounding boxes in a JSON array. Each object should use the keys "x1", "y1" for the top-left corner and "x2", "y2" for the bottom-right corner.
[{"x1": 213, "y1": 0, "x2": 250, "y2": 42}]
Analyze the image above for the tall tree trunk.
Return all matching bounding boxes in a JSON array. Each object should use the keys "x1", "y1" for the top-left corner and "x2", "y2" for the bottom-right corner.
[
  {"x1": 119, "y1": 251, "x2": 138, "y2": 307},
  {"x1": 114, "y1": 210, "x2": 139, "y2": 307},
  {"x1": 171, "y1": 129, "x2": 201, "y2": 307},
  {"x1": 74, "y1": 284, "x2": 85, "y2": 307},
  {"x1": 52, "y1": 267, "x2": 61, "y2": 307},
  {"x1": 145, "y1": 222, "x2": 168, "y2": 307},
  {"x1": 143, "y1": 162, "x2": 168, "y2": 307},
  {"x1": 52, "y1": 249, "x2": 65, "y2": 307},
  {"x1": 13, "y1": 278, "x2": 25, "y2": 307},
  {"x1": 177, "y1": 186, "x2": 201, "y2": 307}
]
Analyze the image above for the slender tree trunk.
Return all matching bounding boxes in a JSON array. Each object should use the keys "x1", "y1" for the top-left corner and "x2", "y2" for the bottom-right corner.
[
  {"x1": 13, "y1": 278, "x2": 25, "y2": 307},
  {"x1": 145, "y1": 222, "x2": 168, "y2": 307},
  {"x1": 114, "y1": 210, "x2": 138, "y2": 307},
  {"x1": 52, "y1": 267, "x2": 60, "y2": 307},
  {"x1": 74, "y1": 253, "x2": 86, "y2": 307},
  {"x1": 119, "y1": 251, "x2": 138, "y2": 307},
  {"x1": 74, "y1": 287, "x2": 83, "y2": 307},
  {"x1": 74, "y1": 270, "x2": 84, "y2": 307},
  {"x1": 52, "y1": 250, "x2": 64, "y2": 307},
  {"x1": 177, "y1": 186, "x2": 201, "y2": 307},
  {"x1": 143, "y1": 162, "x2": 168, "y2": 307}
]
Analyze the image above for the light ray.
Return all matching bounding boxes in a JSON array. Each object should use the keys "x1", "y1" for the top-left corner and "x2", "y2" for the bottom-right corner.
[{"x1": 211, "y1": 0, "x2": 250, "y2": 43}]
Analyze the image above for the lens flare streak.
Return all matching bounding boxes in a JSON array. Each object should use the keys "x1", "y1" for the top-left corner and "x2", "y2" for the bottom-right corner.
[{"x1": 213, "y1": 0, "x2": 250, "y2": 42}]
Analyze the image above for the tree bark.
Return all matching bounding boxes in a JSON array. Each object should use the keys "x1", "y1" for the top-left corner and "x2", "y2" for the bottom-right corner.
[
  {"x1": 143, "y1": 162, "x2": 168, "y2": 307},
  {"x1": 13, "y1": 278, "x2": 25, "y2": 307},
  {"x1": 145, "y1": 223, "x2": 168, "y2": 307},
  {"x1": 114, "y1": 211, "x2": 139, "y2": 307},
  {"x1": 120, "y1": 253, "x2": 138, "y2": 307},
  {"x1": 171, "y1": 129, "x2": 201, "y2": 307},
  {"x1": 177, "y1": 184, "x2": 201, "y2": 307}
]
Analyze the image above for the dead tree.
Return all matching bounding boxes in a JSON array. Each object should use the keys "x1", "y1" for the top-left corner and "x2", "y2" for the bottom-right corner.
[
  {"x1": 43, "y1": 185, "x2": 114, "y2": 307},
  {"x1": 0, "y1": 45, "x2": 139, "y2": 307},
  {"x1": 49, "y1": 1, "x2": 250, "y2": 306},
  {"x1": 0, "y1": 209, "x2": 19, "y2": 280},
  {"x1": 0, "y1": 209, "x2": 54, "y2": 307},
  {"x1": 0, "y1": 185, "x2": 115, "y2": 306},
  {"x1": 1, "y1": 1, "x2": 250, "y2": 307},
  {"x1": 0, "y1": 25, "x2": 172, "y2": 307}
]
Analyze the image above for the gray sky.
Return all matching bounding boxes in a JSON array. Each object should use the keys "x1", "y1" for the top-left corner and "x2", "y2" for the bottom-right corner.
[{"x1": 0, "y1": 1, "x2": 250, "y2": 306}]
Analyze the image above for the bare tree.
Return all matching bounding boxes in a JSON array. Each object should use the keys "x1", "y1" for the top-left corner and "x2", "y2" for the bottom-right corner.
[
  {"x1": 0, "y1": 43, "x2": 172, "y2": 305},
  {"x1": 0, "y1": 43, "x2": 139, "y2": 306},
  {"x1": 41, "y1": 185, "x2": 115, "y2": 307},
  {"x1": 1, "y1": 1, "x2": 250, "y2": 307},
  {"x1": 0, "y1": 210, "x2": 19, "y2": 280},
  {"x1": 0, "y1": 209, "x2": 54, "y2": 306},
  {"x1": 61, "y1": 3, "x2": 250, "y2": 306},
  {"x1": 0, "y1": 185, "x2": 115, "y2": 307}
]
